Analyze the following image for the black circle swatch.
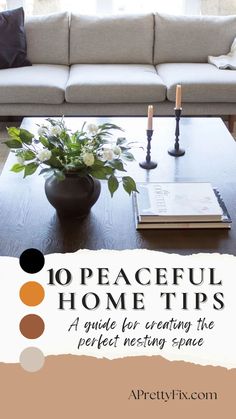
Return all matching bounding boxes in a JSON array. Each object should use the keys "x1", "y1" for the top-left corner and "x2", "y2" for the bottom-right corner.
[{"x1": 19, "y1": 248, "x2": 45, "y2": 274}]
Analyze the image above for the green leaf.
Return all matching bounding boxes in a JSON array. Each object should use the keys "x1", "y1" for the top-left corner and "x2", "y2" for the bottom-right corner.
[
  {"x1": 122, "y1": 151, "x2": 135, "y2": 161},
  {"x1": 39, "y1": 136, "x2": 49, "y2": 147},
  {"x1": 116, "y1": 137, "x2": 127, "y2": 145},
  {"x1": 4, "y1": 139, "x2": 22, "y2": 149},
  {"x1": 103, "y1": 165, "x2": 113, "y2": 175},
  {"x1": 7, "y1": 127, "x2": 20, "y2": 140},
  {"x1": 10, "y1": 163, "x2": 25, "y2": 173},
  {"x1": 122, "y1": 176, "x2": 138, "y2": 195},
  {"x1": 108, "y1": 175, "x2": 119, "y2": 197},
  {"x1": 22, "y1": 150, "x2": 35, "y2": 160},
  {"x1": 74, "y1": 131, "x2": 87, "y2": 141},
  {"x1": 93, "y1": 158, "x2": 106, "y2": 167},
  {"x1": 89, "y1": 163, "x2": 113, "y2": 179},
  {"x1": 98, "y1": 123, "x2": 123, "y2": 132},
  {"x1": 68, "y1": 143, "x2": 81, "y2": 152},
  {"x1": 46, "y1": 117, "x2": 64, "y2": 128},
  {"x1": 24, "y1": 162, "x2": 38, "y2": 178},
  {"x1": 47, "y1": 137, "x2": 63, "y2": 149},
  {"x1": 89, "y1": 167, "x2": 108, "y2": 179},
  {"x1": 51, "y1": 147, "x2": 64, "y2": 157},
  {"x1": 19, "y1": 129, "x2": 34, "y2": 145},
  {"x1": 109, "y1": 160, "x2": 126, "y2": 172},
  {"x1": 81, "y1": 121, "x2": 86, "y2": 132},
  {"x1": 45, "y1": 155, "x2": 63, "y2": 169}
]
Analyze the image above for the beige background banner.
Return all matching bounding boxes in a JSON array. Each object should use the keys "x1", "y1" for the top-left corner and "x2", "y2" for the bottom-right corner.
[{"x1": 0, "y1": 355, "x2": 235, "y2": 418}]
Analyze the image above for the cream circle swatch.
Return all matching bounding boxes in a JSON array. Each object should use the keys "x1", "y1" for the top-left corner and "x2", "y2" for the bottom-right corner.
[{"x1": 19, "y1": 347, "x2": 45, "y2": 372}]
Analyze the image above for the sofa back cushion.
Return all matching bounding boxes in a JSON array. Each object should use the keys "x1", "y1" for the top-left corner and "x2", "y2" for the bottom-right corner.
[
  {"x1": 70, "y1": 14, "x2": 154, "y2": 64},
  {"x1": 25, "y1": 12, "x2": 69, "y2": 65},
  {"x1": 154, "y1": 13, "x2": 236, "y2": 64}
]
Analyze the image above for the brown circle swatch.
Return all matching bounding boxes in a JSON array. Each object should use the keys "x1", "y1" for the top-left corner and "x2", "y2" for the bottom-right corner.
[
  {"x1": 20, "y1": 281, "x2": 45, "y2": 306},
  {"x1": 19, "y1": 314, "x2": 45, "y2": 339}
]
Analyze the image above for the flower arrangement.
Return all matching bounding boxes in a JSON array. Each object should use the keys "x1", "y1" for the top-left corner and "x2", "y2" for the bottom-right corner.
[{"x1": 5, "y1": 118, "x2": 138, "y2": 196}]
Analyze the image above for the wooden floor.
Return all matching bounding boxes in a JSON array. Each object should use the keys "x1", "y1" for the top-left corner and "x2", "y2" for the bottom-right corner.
[{"x1": 0, "y1": 118, "x2": 235, "y2": 175}]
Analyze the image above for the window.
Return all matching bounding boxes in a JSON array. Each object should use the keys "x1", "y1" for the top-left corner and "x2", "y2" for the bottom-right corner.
[
  {"x1": 1, "y1": 0, "x2": 201, "y2": 15},
  {"x1": 5, "y1": 0, "x2": 235, "y2": 17},
  {"x1": 112, "y1": 0, "x2": 186, "y2": 15}
]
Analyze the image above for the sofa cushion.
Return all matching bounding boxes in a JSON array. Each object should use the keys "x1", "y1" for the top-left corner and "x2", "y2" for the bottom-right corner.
[
  {"x1": 0, "y1": 7, "x2": 31, "y2": 69},
  {"x1": 154, "y1": 13, "x2": 236, "y2": 64},
  {"x1": 0, "y1": 64, "x2": 69, "y2": 104},
  {"x1": 25, "y1": 12, "x2": 69, "y2": 65},
  {"x1": 70, "y1": 14, "x2": 154, "y2": 64},
  {"x1": 65, "y1": 64, "x2": 166, "y2": 103},
  {"x1": 157, "y1": 63, "x2": 236, "y2": 103}
]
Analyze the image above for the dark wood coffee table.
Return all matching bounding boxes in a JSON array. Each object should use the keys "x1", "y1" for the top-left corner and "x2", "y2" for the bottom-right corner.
[{"x1": 0, "y1": 116, "x2": 236, "y2": 257}]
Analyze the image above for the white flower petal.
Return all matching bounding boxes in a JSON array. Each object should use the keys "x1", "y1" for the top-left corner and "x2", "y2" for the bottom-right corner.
[
  {"x1": 83, "y1": 152, "x2": 95, "y2": 166},
  {"x1": 103, "y1": 149, "x2": 114, "y2": 161},
  {"x1": 49, "y1": 125, "x2": 62, "y2": 137},
  {"x1": 87, "y1": 123, "x2": 99, "y2": 135},
  {"x1": 37, "y1": 149, "x2": 52, "y2": 162}
]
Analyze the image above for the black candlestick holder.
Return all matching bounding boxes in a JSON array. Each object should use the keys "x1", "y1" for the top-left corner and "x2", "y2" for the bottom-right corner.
[
  {"x1": 139, "y1": 129, "x2": 157, "y2": 170},
  {"x1": 168, "y1": 108, "x2": 185, "y2": 157}
]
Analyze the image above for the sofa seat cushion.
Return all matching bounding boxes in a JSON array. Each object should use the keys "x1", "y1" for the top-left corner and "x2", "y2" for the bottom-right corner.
[
  {"x1": 157, "y1": 63, "x2": 236, "y2": 103},
  {"x1": 0, "y1": 64, "x2": 69, "y2": 104},
  {"x1": 65, "y1": 64, "x2": 166, "y2": 103}
]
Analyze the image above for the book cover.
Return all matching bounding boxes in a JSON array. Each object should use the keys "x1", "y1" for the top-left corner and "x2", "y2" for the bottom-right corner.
[
  {"x1": 134, "y1": 188, "x2": 232, "y2": 229},
  {"x1": 135, "y1": 182, "x2": 223, "y2": 222}
]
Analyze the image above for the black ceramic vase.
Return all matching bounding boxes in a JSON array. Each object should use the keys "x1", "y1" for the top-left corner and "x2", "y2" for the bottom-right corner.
[{"x1": 45, "y1": 174, "x2": 101, "y2": 218}]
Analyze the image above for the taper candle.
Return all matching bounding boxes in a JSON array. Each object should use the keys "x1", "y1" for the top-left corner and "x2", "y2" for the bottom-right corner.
[
  {"x1": 147, "y1": 105, "x2": 153, "y2": 130},
  {"x1": 175, "y1": 85, "x2": 182, "y2": 109}
]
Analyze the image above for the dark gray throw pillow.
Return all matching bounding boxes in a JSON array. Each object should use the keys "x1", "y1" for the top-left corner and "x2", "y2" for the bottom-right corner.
[{"x1": 0, "y1": 7, "x2": 31, "y2": 69}]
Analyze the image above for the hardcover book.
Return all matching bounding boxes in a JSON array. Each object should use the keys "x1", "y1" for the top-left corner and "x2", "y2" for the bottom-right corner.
[
  {"x1": 134, "y1": 187, "x2": 231, "y2": 229},
  {"x1": 134, "y1": 182, "x2": 223, "y2": 222}
]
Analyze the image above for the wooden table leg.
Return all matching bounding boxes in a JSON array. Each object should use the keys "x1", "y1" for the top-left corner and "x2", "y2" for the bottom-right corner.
[{"x1": 228, "y1": 115, "x2": 236, "y2": 133}]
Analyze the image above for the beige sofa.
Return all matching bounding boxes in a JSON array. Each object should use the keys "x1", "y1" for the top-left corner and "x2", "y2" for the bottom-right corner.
[{"x1": 1, "y1": 12, "x2": 236, "y2": 129}]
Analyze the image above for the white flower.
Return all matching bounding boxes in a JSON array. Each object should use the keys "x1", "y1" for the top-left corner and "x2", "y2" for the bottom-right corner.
[
  {"x1": 37, "y1": 149, "x2": 52, "y2": 162},
  {"x1": 113, "y1": 145, "x2": 121, "y2": 157},
  {"x1": 38, "y1": 125, "x2": 48, "y2": 137},
  {"x1": 17, "y1": 156, "x2": 25, "y2": 165},
  {"x1": 87, "y1": 123, "x2": 99, "y2": 136},
  {"x1": 103, "y1": 148, "x2": 114, "y2": 161},
  {"x1": 49, "y1": 125, "x2": 63, "y2": 137},
  {"x1": 83, "y1": 152, "x2": 95, "y2": 166}
]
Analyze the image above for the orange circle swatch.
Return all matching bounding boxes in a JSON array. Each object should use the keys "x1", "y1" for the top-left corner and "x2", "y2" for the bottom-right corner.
[{"x1": 20, "y1": 281, "x2": 45, "y2": 306}]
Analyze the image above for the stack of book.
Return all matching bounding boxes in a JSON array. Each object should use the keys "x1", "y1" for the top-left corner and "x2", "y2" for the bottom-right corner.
[{"x1": 133, "y1": 182, "x2": 231, "y2": 230}]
